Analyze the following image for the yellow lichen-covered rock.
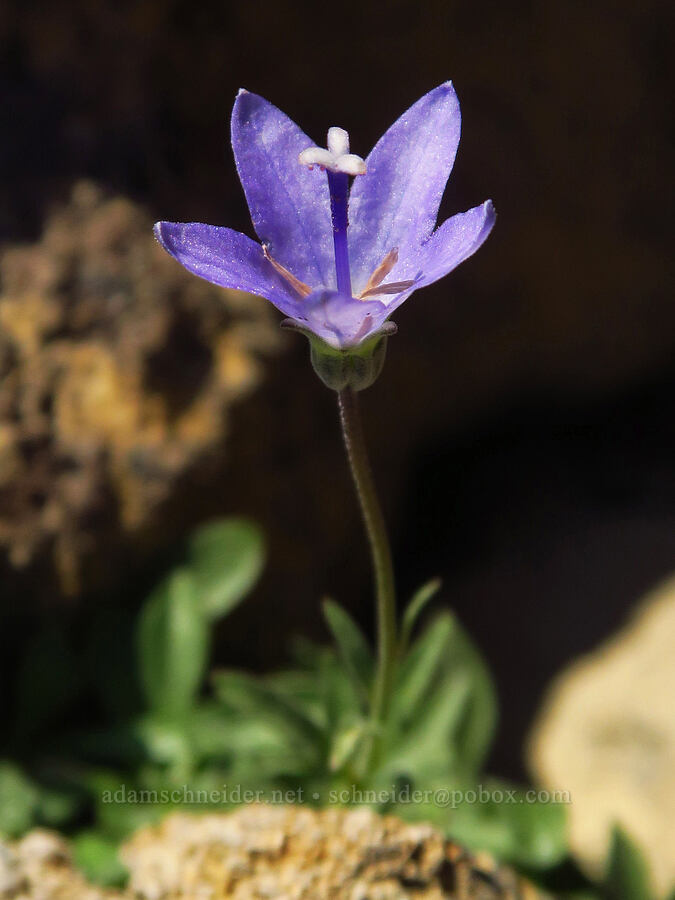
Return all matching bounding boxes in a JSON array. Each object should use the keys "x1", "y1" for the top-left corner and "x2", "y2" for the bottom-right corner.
[
  {"x1": 0, "y1": 181, "x2": 282, "y2": 599},
  {"x1": 121, "y1": 805, "x2": 545, "y2": 899},
  {"x1": 528, "y1": 575, "x2": 675, "y2": 895},
  {"x1": 0, "y1": 830, "x2": 122, "y2": 900},
  {"x1": 0, "y1": 807, "x2": 547, "y2": 899}
]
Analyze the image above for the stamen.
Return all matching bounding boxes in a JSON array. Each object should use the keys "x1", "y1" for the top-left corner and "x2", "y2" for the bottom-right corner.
[
  {"x1": 351, "y1": 314, "x2": 373, "y2": 345},
  {"x1": 358, "y1": 248, "x2": 415, "y2": 299},
  {"x1": 359, "y1": 249, "x2": 399, "y2": 296},
  {"x1": 360, "y1": 280, "x2": 416, "y2": 299},
  {"x1": 262, "y1": 245, "x2": 313, "y2": 298}
]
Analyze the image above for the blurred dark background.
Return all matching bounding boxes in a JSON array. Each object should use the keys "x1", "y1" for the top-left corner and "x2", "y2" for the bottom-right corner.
[{"x1": 0, "y1": 0, "x2": 673, "y2": 778}]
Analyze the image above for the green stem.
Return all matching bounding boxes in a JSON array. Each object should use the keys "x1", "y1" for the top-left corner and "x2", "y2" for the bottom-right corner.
[{"x1": 337, "y1": 388, "x2": 397, "y2": 742}]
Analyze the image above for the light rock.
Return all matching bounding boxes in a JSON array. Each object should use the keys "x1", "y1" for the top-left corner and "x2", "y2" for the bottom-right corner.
[
  {"x1": 0, "y1": 806, "x2": 548, "y2": 899},
  {"x1": 0, "y1": 830, "x2": 120, "y2": 899},
  {"x1": 528, "y1": 575, "x2": 675, "y2": 895},
  {"x1": 121, "y1": 805, "x2": 543, "y2": 899}
]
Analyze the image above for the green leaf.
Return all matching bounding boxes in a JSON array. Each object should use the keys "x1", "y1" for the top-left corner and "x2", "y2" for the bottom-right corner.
[
  {"x1": 289, "y1": 635, "x2": 329, "y2": 669},
  {"x1": 398, "y1": 578, "x2": 442, "y2": 655},
  {"x1": 88, "y1": 769, "x2": 174, "y2": 838},
  {"x1": 322, "y1": 599, "x2": 373, "y2": 708},
  {"x1": 137, "y1": 569, "x2": 209, "y2": 718},
  {"x1": 604, "y1": 826, "x2": 654, "y2": 900},
  {"x1": 319, "y1": 651, "x2": 363, "y2": 734},
  {"x1": 134, "y1": 716, "x2": 195, "y2": 774},
  {"x1": 0, "y1": 761, "x2": 39, "y2": 836},
  {"x1": 274, "y1": 649, "x2": 362, "y2": 740},
  {"x1": 383, "y1": 673, "x2": 472, "y2": 777},
  {"x1": 213, "y1": 670, "x2": 324, "y2": 767},
  {"x1": 393, "y1": 613, "x2": 454, "y2": 726},
  {"x1": 393, "y1": 610, "x2": 497, "y2": 778},
  {"x1": 444, "y1": 780, "x2": 568, "y2": 870},
  {"x1": 72, "y1": 832, "x2": 128, "y2": 887},
  {"x1": 187, "y1": 518, "x2": 264, "y2": 620},
  {"x1": 442, "y1": 615, "x2": 498, "y2": 776},
  {"x1": 383, "y1": 613, "x2": 496, "y2": 781},
  {"x1": 95, "y1": 791, "x2": 166, "y2": 841},
  {"x1": 180, "y1": 702, "x2": 239, "y2": 765},
  {"x1": 329, "y1": 721, "x2": 371, "y2": 772},
  {"x1": 13, "y1": 626, "x2": 80, "y2": 741},
  {"x1": 35, "y1": 786, "x2": 81, "y2": 827}
]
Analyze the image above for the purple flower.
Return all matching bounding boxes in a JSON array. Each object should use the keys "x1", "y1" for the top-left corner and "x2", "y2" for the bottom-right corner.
[{"x1": 154, "y1": 83, "x2": 495, "y2": 351}]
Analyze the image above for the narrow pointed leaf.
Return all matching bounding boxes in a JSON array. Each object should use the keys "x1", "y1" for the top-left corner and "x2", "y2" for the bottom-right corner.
[
  {"x1": 322, "y1": 599, "x2": 374, "y2": 708},
  {"x1": 383, "y1": 673, "x2": 472, "y2": 776},
  {"x1": 329, "y1": 721, "x2": 371, "y2": 772},
  {"x1": 391, "y1": 610, "x2": 497, "y2": 778},
  {"x1": 399, "y1": 577, "x2": 442, "y2": 655},
  {"x1": 445, "y1": 615, "x2": 498, "y2": 776},
  {"x1": 393, "y1": 613, "x2": 454, "y2": 726}
]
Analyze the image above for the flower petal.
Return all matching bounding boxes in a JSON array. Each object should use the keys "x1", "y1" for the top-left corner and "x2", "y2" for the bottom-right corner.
[
  {"x1": 232, "y1": 90, "x2": 335, "y2": 290},
  {"x1": 292, "y1": 291, "x2": 389, "y2": 349},
  {"x1": 415, "y1": 200, "x2": 496, "y2": 289},
  {"x1": 347, "y1": 82, "x2": 462, "y2": 291},
  {"x1": 357, "y1": 201, "x2": 496, "y2": 319},
  {"x1": 154, "y1": 221, "x2": 301, "y2": 317}
]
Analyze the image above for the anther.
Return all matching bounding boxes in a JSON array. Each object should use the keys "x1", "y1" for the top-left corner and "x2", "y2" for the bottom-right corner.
[
  {"x1": 359, "y1": 249, "x2": 416, "y2": 299},
  {"x1": 263, "y1": 245, "x2": 313, "y2": 298}
]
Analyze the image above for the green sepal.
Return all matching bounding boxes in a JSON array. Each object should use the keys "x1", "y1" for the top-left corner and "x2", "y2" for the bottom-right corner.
[{"x1": 281, "y1": 319, "x2": 396, "y2": 391}]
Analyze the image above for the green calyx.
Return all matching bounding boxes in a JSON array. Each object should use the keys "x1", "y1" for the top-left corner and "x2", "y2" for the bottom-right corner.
[{"x1": 281, "y1": 320, "x2": 396, "y2": 391}]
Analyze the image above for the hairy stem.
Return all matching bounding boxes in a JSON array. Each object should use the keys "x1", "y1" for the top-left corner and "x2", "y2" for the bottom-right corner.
[{"x1": 337, "y1": 388, "x2": 397, "y2": 753}]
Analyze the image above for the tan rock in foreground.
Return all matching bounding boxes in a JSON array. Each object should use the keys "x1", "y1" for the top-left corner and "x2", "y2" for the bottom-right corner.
[
  {"x1": 121, "y1": 805, "x2": 544, "y2": 899},
  {"x1": 0, "y1": 830, "x2": 121, "y2": 900},
  {"x1": 0, "y1": 806, "x2": 547, "y2": 899},
  {"x1": 528, "y1": 574, "x2": 675, "y2": 895}
]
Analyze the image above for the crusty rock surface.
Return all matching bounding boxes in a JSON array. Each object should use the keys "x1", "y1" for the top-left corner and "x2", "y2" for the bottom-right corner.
[
  {"x1": 0, "y1": 830, "x2": 121, "y2": 899},
  {"x1": 121, "y1": 805, "x2": 544, "y2": 899},
  {"x1": 0, "y1": 807, "x2": 547, "y2": 899},
  {"x1": 529, "y1": 575, "x2": 675, "y2": 895},
  {"x1": 0, "y1": 181, "x2": 281, "y2": 599}
]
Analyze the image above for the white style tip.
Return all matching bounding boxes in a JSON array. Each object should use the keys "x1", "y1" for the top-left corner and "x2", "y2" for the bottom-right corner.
[
  {"x1": 298, "y1": 126, "x2": 366, "y2": 176},
  {"x1": 327, "y1": 126, "x2": 350, "y2": 157}
]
